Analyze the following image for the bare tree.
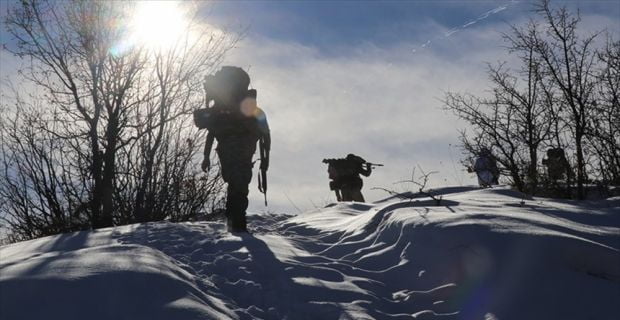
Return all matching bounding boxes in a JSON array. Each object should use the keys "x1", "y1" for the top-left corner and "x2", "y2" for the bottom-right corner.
[
  {"x1": 1, "y1": 0, "x2": 237, "y2": 240},
  {"x1": 524, "y1": 0, "x2": 601, "y2": 199},
  {"x1": 444, "y1": 53, "x2": 552, "y2": 192},
  {"x1": 589, "y1": 37, "x2": 620, "y2": 186},
  {"x1": 446, "y1": 0, "x2": 615, "y2": 198},
  {"x1": 0, "y1": 97, "x2": 90, "y2": 240}
]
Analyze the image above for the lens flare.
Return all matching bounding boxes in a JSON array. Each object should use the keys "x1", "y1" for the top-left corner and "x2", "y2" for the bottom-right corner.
[
  {"x1": 240, "y1": 97, "x2": 258, "y2": 117},
  {"x1": 128, "y1": 1, "x2": 188, "y2": 50}
]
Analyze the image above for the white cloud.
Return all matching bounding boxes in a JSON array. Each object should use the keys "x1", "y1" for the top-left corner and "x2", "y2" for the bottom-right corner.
[
  {"x1": 223, "y1": 32, "x2": 505, "y2": 213},
  {"x1": 221, "y1": 8, "x2": 619, "y2": 214}
]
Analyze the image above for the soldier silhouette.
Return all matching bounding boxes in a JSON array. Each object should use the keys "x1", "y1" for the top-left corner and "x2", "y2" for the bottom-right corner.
[
  {"x1": 194, "y1": 66, "x2": 270, "y2": 232},
  {"x1": 323, "y1": 154, "x2": 376, "y2": 202},
  {"x1": 542, "y1": 148, "x2": 570, "y2": 181}
]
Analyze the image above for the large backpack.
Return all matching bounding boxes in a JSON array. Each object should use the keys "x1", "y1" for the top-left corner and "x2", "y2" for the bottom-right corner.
[
  {"x1": 193, "y1": 107, "x2": 220, "y2": 130},
  {"x1": 545, "y1": 148, "x2": 569, "y2": 180},
  {"x1": 194, "y1": 66, "x2": 255, "y2": 136}
]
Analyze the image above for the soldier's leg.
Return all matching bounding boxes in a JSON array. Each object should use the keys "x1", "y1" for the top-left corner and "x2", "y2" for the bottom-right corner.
[
  {"x1": 229, "y1": 160, "x2": 254, "y2": 232},
  {"x1": 334, "y1": 189, "x2": 342, "y2": 202},
  {"x1": 351, "y1": 188, "x2": 365, "y2": 202},
  {"x1": 218, "y1": 156, "x2": 236, "y2": 221},
  {"x1": 330, "y1": 180, "x2": 342, "y2": 201},
  {"x1": 353, "y1": 178, "x2": 365, "y2": 202},
  {"x1": 340, "y1": 187, "x2": 353, "y2": 201},
  {"x1": 477, "y1": 171, "x2": 492, "y2": 188},
  {"x1": 217, "y1": 148, "x2": 253, "y2": 232},
  {"x1": 226, "y1": 180, "x2": 250, "y2": 231},
  {"x1": 343, "y1": 178, "x2": 364, "y2": 202}
]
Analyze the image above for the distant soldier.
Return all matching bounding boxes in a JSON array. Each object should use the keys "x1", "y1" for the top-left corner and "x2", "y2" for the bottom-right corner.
[
  {"x1": 469, "y1": 148, "x2": 499, "y2": 188},
  {"x1": 193, "y1": 66, "x2": 270, "y2": 232},
  {"x1": 323, "y1": 154, "x2": 379, "y2": 202},
  {"x1": 542, "y1": 148, "x2": 570, "y2": 181}
]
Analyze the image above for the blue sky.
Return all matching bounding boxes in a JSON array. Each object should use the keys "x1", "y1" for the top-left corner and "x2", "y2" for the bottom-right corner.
[
  {"x1": 205, "y1": 1, "x2": 619, "y2": 54},
  {"x1": 1, "y1": 0, "x2": 619, "y2": 214},
  {"x1": 206, "y1": 1, "x2": 515, "y2": 54}
]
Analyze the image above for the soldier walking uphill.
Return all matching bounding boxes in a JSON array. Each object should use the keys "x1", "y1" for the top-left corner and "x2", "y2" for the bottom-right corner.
[
  {"x1": 323, "y1": 154, "x2": 380, "y2": 202},
  {"x1": 469, "y1": 148, "x2": 499, "y2": 188},
  {"x1": 193, "y1": 66, "x2": 270, "y2": 233}
]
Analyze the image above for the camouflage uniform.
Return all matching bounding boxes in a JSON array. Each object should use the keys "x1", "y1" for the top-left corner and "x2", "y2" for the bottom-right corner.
[{"x1": 473, "y1": 148, "x2": 499, "y2": 187}]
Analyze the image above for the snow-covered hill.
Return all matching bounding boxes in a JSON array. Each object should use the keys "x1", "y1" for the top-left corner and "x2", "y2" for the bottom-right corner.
[{"x1": 1, "y1": 187, "x2": 619, "y2": 320}]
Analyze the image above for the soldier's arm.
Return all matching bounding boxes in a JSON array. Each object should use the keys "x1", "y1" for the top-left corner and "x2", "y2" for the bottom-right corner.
[
  {"x1": 257, "y1": 108, "x2": 271, "y2": 170},
  {"x1": 202, "y1": 132, "x2": 215, "y2": 172},
  {"x1": 360, "y1": 164, "x2": 372, "y2": 177},
  {"x1": 261, "y1": 126, "x2": 271, "y2": 153},
  {"x1": 261, "y1": 131, "x2": 271, "y2": 171},
  {"x1": 257, "y1": 109, "x2": 271, "y2": 150}
]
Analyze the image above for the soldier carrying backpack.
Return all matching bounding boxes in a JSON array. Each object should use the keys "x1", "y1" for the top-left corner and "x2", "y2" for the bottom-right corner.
[
  {"x1": 542, "y1": 148, "x2": 570, "y2": 181},
  {"x1": 193, "y1": 66, "x2": 270, "y2": 233},
  {"x1": 323, "y1": 154, "x2": 380, "y2": 202}
]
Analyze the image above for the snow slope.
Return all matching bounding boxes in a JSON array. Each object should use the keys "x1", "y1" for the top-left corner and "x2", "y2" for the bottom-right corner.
[{"x1": 1, "y1": 187, "x2": 619, "y2": 320}]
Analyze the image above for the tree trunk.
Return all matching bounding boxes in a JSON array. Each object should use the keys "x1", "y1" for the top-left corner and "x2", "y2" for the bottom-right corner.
[
  {"x1": 528, "y1": 145, "x2": 538, "y2": 193},
  {"x1": 97, "y1": 118, "x2": 119, "y2": 228},
  {"x1": 89, "y1": 125, "x2": 104, "y2": 228},
  {"x1": 510, "y1": 166, "x2": 525, "y2": 192},
  {"x1": 575, "y1": 128, "x2": 586, "y2": 199}
]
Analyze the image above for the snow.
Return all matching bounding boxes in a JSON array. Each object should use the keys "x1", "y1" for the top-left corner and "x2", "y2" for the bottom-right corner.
[{"x1": 1, "y1": 186, "x2": 619, "y2": 319}]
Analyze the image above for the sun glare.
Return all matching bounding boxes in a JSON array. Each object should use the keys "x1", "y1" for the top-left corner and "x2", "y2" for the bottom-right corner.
[{"x1": 129, "y1": 1, "x2": 188, "y2": 50}]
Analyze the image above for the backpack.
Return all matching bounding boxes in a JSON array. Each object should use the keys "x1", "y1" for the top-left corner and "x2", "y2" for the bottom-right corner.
[
  {"x1": 193, "y1": 107, "x2": 219, "y2": 130},
  {"x1": 194, "y1": 66, "x2": 257, "y2": 136},
  {"x1": 327, "y1": 159, "x2": 360, "y2": 180},
  {"x1": 193, "y1": 106, "x2": 261, "y2": 138},
  {"x1": 545, "y1": 148, "x2": 569, "y2": 180}
]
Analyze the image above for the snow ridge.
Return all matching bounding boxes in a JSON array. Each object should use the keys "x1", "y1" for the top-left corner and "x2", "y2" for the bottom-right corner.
[{"x1": 1, "y1": 187, "x2": 619, "y2": 319}]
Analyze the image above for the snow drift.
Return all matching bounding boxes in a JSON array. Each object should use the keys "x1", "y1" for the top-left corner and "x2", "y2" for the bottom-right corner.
[{"x1": 1, "y1": 187, "x2": 619, "y2": 319}]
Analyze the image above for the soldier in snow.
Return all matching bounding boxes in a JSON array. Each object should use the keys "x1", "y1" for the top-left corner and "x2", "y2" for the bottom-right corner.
[
  {"x1": 323, "y1": 154, "x2": 379, "y2": 202},
  {"x1": 194, "y1": 67, "x2": 270, "y2": 232},
  {"x1": 469, "y1": 148, "x2": 499, "y2": 188}
]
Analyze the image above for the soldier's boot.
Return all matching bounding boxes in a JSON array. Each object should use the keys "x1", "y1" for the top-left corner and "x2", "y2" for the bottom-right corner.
[
  {"x1": 226, "y1": 183, "x2": 250, "y2": 233},
  {"x1": 226, "y1": 215, "x2": 247, "y2": 233}
]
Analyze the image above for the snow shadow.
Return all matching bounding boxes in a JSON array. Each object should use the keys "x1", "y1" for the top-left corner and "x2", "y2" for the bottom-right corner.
[
  {"x1": 0, "y1": 230, "x2": 94, "y2": 276},
  {"x1": 0, "y1": 271, "x2": 214, "y2": 320},
  {"x1": 374, "y1": 186, "x2": 480, "y2": 203},
  {"x1": 113, "y1": 221, "x2": 367, "y2": 319}
]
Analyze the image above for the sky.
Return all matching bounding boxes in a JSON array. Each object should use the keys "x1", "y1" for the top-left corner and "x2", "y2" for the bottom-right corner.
[
  {"x1": 1, "y1": 0, "x2": 619, "y2": 215},
  {"x1": 203, "y1": 0, "x2": 620, "y2": 213}
]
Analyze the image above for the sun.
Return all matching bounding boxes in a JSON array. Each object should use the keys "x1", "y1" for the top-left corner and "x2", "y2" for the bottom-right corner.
[{"x1": 129, "y1": 1, "x2": 189, "y2": 50}]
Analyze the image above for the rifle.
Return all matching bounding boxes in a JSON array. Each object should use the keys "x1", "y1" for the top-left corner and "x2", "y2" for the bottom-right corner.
[
  {"x1": 366, "y1": 162, "x2": 384, "y2": 169},
  {"x1": 258, "y1": 137, "x2": 268, "y2": 206},
  {"x1": 322, "y1": 158, "x2": 341, "y2": 164}
]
